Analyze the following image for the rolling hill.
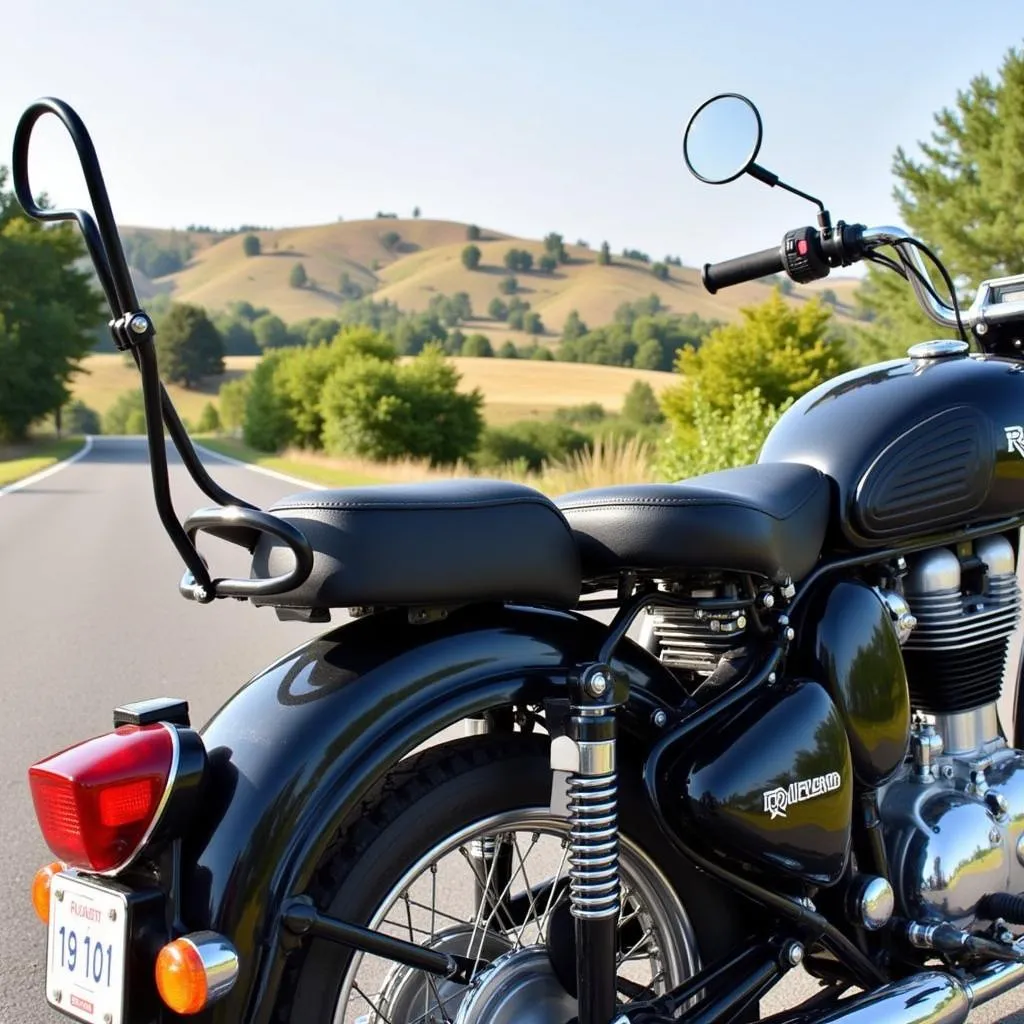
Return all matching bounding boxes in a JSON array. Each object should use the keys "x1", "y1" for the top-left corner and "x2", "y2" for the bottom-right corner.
[{"x1": 122, "y1": 219, "x2": 863, "y2": 345}]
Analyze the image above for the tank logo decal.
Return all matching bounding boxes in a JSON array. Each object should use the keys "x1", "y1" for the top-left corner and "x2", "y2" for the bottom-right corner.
[
  {"x1": 763, "y1": 771, "x2": 842, "y2": 820},
  {"x1": 1004, "y1": 426, "x2": 1024, "y2": 458}
]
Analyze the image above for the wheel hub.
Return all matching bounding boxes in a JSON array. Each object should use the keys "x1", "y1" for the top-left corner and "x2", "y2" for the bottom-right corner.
[{"x1": 453, "y1": 947, "x2": 576, "y2": 1024}]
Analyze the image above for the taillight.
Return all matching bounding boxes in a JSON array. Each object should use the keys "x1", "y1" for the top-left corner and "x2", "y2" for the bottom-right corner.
[{"x1": 28, "y1": 723, "x2": 177, "y2": 873}]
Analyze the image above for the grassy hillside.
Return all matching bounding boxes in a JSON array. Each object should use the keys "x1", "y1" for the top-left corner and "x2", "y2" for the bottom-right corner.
[
  {"x1": 135, "y1": 217, "x2": 862, "y2": 335},
  {"x1": 70, "y1": 353, "x2": 675, "y2": 426}
]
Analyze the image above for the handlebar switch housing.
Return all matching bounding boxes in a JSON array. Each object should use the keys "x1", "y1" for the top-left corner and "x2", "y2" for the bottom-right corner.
[{"x1": 782, "y1": 227, "x2": 830, "y2": 284}]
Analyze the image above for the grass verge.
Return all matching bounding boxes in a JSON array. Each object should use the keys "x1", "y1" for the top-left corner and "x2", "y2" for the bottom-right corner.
[
  {"x1": 0, "y1": 437, "x2": 85, "y2": 488},
  {"x1": 196, "y1": 437, "x2": 387, "y2": 487}
]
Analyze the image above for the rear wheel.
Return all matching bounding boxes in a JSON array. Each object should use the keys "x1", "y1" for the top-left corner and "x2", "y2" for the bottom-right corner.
[{"x1": 278, "y1": 734, "x2": 730, "y2": 1024}]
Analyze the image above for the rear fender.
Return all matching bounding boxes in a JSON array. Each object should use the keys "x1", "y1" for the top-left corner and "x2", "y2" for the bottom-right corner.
[{"x1": 182, "y1": 603, "x2": 688, "y2": 1023}]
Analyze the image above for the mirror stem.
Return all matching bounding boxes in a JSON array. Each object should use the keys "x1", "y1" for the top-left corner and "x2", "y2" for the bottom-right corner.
[{"x1": 747, "y1": 164, "x2": 831, "y2": 232}]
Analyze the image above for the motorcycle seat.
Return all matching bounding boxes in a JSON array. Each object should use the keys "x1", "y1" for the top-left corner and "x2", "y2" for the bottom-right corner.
[
  {"x1": 248, "y1": 479, "x2": 582, "y2": 612},
  {"x1": 555, "y1": 462, "x2": 830, "y2": 585}
]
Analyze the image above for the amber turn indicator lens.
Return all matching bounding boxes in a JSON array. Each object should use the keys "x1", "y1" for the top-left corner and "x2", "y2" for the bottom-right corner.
[
  {"x1": 155, "y1": 938, "x2": 208, "y2": 1015},
  {"x1": 31, "y1": 862, "x2": 65, "y2": 924}
]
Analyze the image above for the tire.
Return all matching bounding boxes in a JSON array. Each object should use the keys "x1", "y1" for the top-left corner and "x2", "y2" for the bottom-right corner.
[{"x1": 275, "y1": 733, "x2": 754, "y2": 1023}]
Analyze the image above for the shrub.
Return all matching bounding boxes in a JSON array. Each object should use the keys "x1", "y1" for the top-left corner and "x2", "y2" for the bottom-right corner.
[
  {"x1": 242, "y1": 233, "x2": 261, "y2": 257},
  {"x1": 289, "y1": 262, "x2": 308, "y2": 289},
  {"x1": 102, "y1": 389, "x2": 146, "y2": 435},
  {"x1": 621, "y1": 381, "x2": 664, "y2": 425},
  {"x1": 196, "y1": 402, "x2": 221, "y2": 433},
  {"x1": 503, "y1": 249, "x2": 533, "y2": 272},
  {"x1": 466, "y1": 224, "x2": 481, "y2": 241},
  {"x1": 562, "y1": 310, "x2": 587, "y2": 341},
  {"x1": 597, "y1": 241, "x2": 611, "y2": 265},
  {"x1": 528, "y1": 346, "x2": 554, "y2": 361},
  {"x1": 462, "y1": 244, "x2": 482, "y2": 270},
  {"x1": 543, "y1": 232, "x2": 568, "y2": 264},
  {"x1": 651, "y1": 262, "x2": 669, "y2": 281},
  {"x1": 462, "y1": 333, "x2": 494, "y2": 357},
  {"x1": 554, "y1": 402, "x2": 606, "y2": 426},
  {"x1": 218, "y1": 378, "x2": 250, "y2": 433},
  {"x1": 476, "y1": 419, "x2": 590, "y2": 472},
  {"x1": 522, "y1": 311, "x2": 543, "y2": 335},
  {"x1": 488, "y1": 297, "x2": 508, "y2": 321},
  {"x1": 252, "y1": 313, "x2": 291, "y2": 349},
  {"x1": 499, "y1": 341, "x2": 519, "y2": 358},
  {"x1": 63, "y1": 400, "x2": 101, "y2": 435},
  {"x1": 499, "y1": 276, "x2": 518, "y2": 295},
  {"x1": 538, "y1": 254, "x2": 557, "y2": 274}
]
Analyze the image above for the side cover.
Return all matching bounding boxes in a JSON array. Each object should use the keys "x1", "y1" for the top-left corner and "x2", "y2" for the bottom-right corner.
[{"x1": 178, "y1": 603, "x2": 690, "y2": 1024}]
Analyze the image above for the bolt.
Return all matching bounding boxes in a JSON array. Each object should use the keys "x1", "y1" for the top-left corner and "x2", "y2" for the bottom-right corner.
[
  {"x1": 990, "y1": 828, "x2": 1002, "y2": 845},
  {"x1": 767, "y1": 672, "x2": 777, "y2": 684},
  {"x1": 761, "y1": 593, "x2": 775, "y2": 610},
  {"x1": 785, "y1": 627, "x2": 795, "y2": 641},
  {"x1": 941, "y1": 765, "x2": 955, "y2": 780},
  {"x1": 52, "y1": 990, "x2": 62, "y2": 1004},
  {"x1": 108, "y1": 908, "x2": 117, "y2": 921},
  {"x1": 55, "y1": 889, "x2": 64, "y2": 902},
  {"x1": 585, "y1": 672, "x2": 608, "y2": 698},
  {"x1": 782, "y1": 940, "x2": 804, "y2": 967},
  {"x1": 194, "y1": 585, "x2": 208, "y2": 602},
  {"x1": 129, "y1": 314, "x2": 150, "y2": 334},
  {"x1": 975, "y1": 321, "x2": 989, "y2": 336},
  {"x1": 652, "y1": 709, "x2": 668, "y2": 728},
  {"x1": 104, "y1": 1015, "x2": 113, "y2": 1024},
  {"x1": 709, "y1": 619, "x2": 721, "y2": 633},
  {"x1": 736, "y1": 616, "x2": 747, "y2": 630},
  {"x1": 778, "y1": 614, "x2": 790, "y2": 627}
]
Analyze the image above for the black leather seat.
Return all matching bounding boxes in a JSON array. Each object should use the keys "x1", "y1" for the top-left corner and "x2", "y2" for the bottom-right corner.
[
  {"x1": 556, "y1": 463, "x2": 830, "y2": 584},
  {"x1": 249, "y1": 480, "x2": 581, "y2": 612}
]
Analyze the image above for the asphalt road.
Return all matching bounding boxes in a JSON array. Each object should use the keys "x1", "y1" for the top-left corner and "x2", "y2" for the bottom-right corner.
[{"x1": 1, "y1": 436, "x2": 1022, "y2": 1023}]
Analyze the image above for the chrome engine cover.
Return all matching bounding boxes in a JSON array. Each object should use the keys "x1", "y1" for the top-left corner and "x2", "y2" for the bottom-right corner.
[{"x1": 881, "y1": 720, "x2": 1024, "y2": 928}]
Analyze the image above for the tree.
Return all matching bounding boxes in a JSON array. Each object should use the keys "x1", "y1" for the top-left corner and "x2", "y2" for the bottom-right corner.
[
  {"x1": 503, "y1": 248, "x2": 533, "y2": 272},
  {"x1": 523, "y1": 311, "x2": 543, "y2": 335},
  {"x1": 538, "y1": 254, "x2": 557, "y2": 274},
  {"x1": 62, "y1": 400, "x2": 101, "y2": 435},
  {"x1": 562, "y1": 310, "x2": 588, "y2": 341},
  {"x1": 242, "y1": 233, "x2": 261, "y2": 257},
  {"x1": 857, "y1": 44, "x2": 1024, "y2": 361},
  {"x1": 252, "y1": 313, "x2": 292, "y2": 350},
  {"x1": 155, "y1": 302, "x2": 225, "y2": 387},
  {"x1": 413, "y1": 206, "x2": 421, "y2": 218},
  {"x1": 499, "y1": 276, "x2": 518, "y2": 295},
  {"x1": 467, "y1": 224, "x2": 481, "y2": 241},
  {"x1": 543, "y1": 232, "x2": 568, "y2": 264},
  {"x1": 462, "y1": 333, "x2": 494, "y2": 357},
  {"x1": 820, "y1": 288, "x2": 838, "y2": 307},
  {"x1": 462, "y1": 244, "x2": 482, "y2": 270},
  {"x1": 218, "y1": 378, "x2": 250, "y2": 433},
  {"x1": 660, "y1": 290, "x2": 849, "y2": 430},
  {"x1": 196, "y1": 402, "x2": 221, "y2": 432},
  {"x1": 597, "y1": 241, "x2": 611, "y2": 266},
  {"x1": 381, "y1": 230, "x2": 401, "y2": 252},
  {"x1": 289, "y1": 262, "x2": 308, "y2": 289},
  {"x1": 529, "y1": 346, "x2": 554, "y2": 361},
  {"x1": 338, "y1": 271, "x2": 363, "y2": 300},
  {"x1": 651, "y1": 262, "x2": 669, "y2": 281},
  {"x1": 499, "y1": 341, "x2": 519, "y2": 358},
  {"x1": 621, "y1": 381, "x2": 664, "y2": 425},
  {"x1": 0, "y1": 167, "x2": 104, "y2": 440},
  {"x1": 488, "y1": 297, "x2": 508, "y2": 321}
]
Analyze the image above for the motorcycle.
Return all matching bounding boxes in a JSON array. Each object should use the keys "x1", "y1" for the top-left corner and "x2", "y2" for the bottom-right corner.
[{"x1": 16, "y1": 88, "x2": 1024, "y2": 1024}]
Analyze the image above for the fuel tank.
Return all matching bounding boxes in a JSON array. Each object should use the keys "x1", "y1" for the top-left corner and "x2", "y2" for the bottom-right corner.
[
  {"x1": 654, "y1": 680, "x2": 853, "y2": 886},
  {"x1": 759, "y1": 350, "x2": 1024, "y2": 548}
]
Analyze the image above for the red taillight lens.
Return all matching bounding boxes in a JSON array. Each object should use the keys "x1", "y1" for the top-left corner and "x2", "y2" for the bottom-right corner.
[{"x1": 28, "y1": 724, "x2": 175, "y2": 873}]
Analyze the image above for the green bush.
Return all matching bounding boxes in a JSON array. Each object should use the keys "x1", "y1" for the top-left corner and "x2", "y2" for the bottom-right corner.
[
  {"x1": 289, "y1": 263, "x2": 308, "y2": 289},
  {"x1": 462, "y1": 333, "x2": 494, "y2": 357},
  {"x1": 196, "y1": 402, "x2": 221, "y2": 433},
  {"x1": 499, "y1": 276, "x2": 518, "y2": 295},
  {"x1": 554, "y1": 402, "x2": 606, "y2": 425},
  {"x1": 475, "y1": 419, "x2": 590, "y2": 472},
  {"x1": 488, "y1": 297, "x2": 508, "y2": 321},
  {"x1": 651, "y1": 262, "x2": 669, "y2": 281},
  {"x1": 658, "y1": 386, "x2": 792, "y2": 480},
  {"x1": 522, "y1": 311, "x2": 543, "y2": 335},
  {"x1": 462, "y1": 244, "x2": 482, "y2": 270},
  {"x1": 621, "y1": 381, "x2": 664, "y2": 425},
  {"x1": 103, "y1": 389, "x2": 146, "y2": 435},
  {"x1": 527, "y1": 346, "x2": 554, "y2": 361},
  {"x1": 466, "y1": 224, "x2": 481, "y2": 240},
  {"x1": 597, "y1": 241, "x2": 611, "y2": 265},
  {"x1": 499, "y1": 341, "x2": 519, "y2": 358},
  {"x1": 538, "y1": 254, "x2": 557, "y2": 273},
  {"x1": 62, "y1": 400, "x2": 101, "y2": 435},
  {"x1": 242, "y1": 233, "x2": 261, "y2": 257},
  {"x1": 320, "y1": 345, "x2": 483, "y2": 464},
  {"x1": 218, "y1": 378, "x2": 250, "y2": 433}
]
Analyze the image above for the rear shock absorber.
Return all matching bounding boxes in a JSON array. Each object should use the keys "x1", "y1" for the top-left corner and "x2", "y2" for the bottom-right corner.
[{"x1": 554, "y1": 664, "x2": 626, "y2": 1024}]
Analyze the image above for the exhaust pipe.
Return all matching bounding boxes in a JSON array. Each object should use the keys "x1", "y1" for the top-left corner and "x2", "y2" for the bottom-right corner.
[
  {"x1": 964, "y1": 942, "x2": 1024, "y2": 1007},
  {"x1": 789, "y1": 971, "x2": 969, "y2": 1024}
]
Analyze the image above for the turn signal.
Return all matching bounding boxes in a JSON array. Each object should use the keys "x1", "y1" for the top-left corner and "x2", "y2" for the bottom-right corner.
[
  {"x1": 155, "y1": 932, "x2": 239, "y2": 1015},
  {"x1": 28, "y1": 723, "x2": 176, "y2": 873},
  {"x1": 31, "y1": 861, "x2": 65, "y2": 923}
]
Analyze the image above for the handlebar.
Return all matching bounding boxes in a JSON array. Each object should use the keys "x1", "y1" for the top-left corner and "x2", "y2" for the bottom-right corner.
[{"x1": 700, "y1": 222, "x2": 964, "y2": 332}]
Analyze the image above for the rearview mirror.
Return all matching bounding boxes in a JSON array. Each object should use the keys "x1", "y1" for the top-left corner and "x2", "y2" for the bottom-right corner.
[{"x1": 682, "y1": 93, "x2": 763, "y2": 185}]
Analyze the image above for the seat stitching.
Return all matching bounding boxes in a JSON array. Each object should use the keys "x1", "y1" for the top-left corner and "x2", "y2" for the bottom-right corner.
[{"x1": 274, "y1": 496, "x2": 557, "y2": 512}]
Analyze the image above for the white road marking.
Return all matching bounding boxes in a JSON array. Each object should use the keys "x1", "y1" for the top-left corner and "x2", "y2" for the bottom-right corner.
[
  {"x1": 192, "y1": 441, "x2": 326, "y2": 490},
  {"x1": 0, "y1": 435, "x2": 95, "y2": 498}
]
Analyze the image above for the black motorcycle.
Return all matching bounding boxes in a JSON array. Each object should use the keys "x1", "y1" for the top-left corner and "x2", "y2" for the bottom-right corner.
[{"x1": 18, "y1": 90, "x2": 1024, "y2": 1024}]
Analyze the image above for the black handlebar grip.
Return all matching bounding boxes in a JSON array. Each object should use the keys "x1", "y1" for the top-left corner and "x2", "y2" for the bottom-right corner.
[{"x1": 701, "y1": 246, "x2": 785, "y2": 294}]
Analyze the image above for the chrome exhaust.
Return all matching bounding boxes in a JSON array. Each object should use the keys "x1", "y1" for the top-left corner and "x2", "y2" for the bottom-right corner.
[
  {"x1": 964, "y1": 937, "x2": 1024, "y2": 1007},
  {"x1": 791, "y1": 972, "x2": 968, "y2": 1024}
]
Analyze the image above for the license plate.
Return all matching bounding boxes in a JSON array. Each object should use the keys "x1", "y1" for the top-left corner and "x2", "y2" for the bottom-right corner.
[{"x1": 46, "y1": 872, "x2": 128, "y2": 1024}]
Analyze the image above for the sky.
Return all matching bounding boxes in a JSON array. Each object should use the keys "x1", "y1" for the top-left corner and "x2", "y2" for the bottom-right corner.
[{"x1": 1, "y1": 1, "x2": 1020, "y2": 270}]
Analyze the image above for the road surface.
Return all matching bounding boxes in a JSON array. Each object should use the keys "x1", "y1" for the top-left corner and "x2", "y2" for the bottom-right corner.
[{"x1": 1, "y1": 436, "x2": 1021, "y2": 1022}]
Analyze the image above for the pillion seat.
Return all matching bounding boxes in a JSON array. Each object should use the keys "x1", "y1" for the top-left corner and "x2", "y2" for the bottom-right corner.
[
  {"x1": 247, "y1": 479, "x2": 582, "y2": 614},
  {"x1": 555, "y1": 462, "x2": 830, "y2": 585}
]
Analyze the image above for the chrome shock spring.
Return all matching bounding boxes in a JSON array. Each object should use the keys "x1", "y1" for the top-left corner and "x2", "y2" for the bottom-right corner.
[{"x1": 567, "y1": 772, "x2": 620, "y2": 920}]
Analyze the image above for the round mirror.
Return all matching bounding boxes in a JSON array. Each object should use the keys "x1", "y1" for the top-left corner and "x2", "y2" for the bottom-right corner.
[{"x1": 683, "y1": 93, "x2": 763, "y2": 185}]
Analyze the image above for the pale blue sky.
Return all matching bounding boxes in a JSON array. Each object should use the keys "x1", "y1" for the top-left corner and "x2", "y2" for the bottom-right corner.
[{"x1": 2, "y1": 1, "x2": 1019, "y2": 268}]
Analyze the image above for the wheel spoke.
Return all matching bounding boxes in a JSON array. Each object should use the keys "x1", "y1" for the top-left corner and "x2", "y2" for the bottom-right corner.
[{"x1": 352, "y1": 981, "x2": 395, "y2": 1024}]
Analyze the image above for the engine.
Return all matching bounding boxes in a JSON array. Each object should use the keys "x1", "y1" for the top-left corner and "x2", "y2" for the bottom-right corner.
[{"x1": 879, "y1": 534, "x2": 1024, "y2": 931}]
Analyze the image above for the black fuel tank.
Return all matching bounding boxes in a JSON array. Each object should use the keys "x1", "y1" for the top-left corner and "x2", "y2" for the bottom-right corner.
[
  {"x1": 655, "y1": 680, "x2": 853, "y2": 887},
  {"x1": 759, "y1": 351, "x2": 1024, "y2": 547}
]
